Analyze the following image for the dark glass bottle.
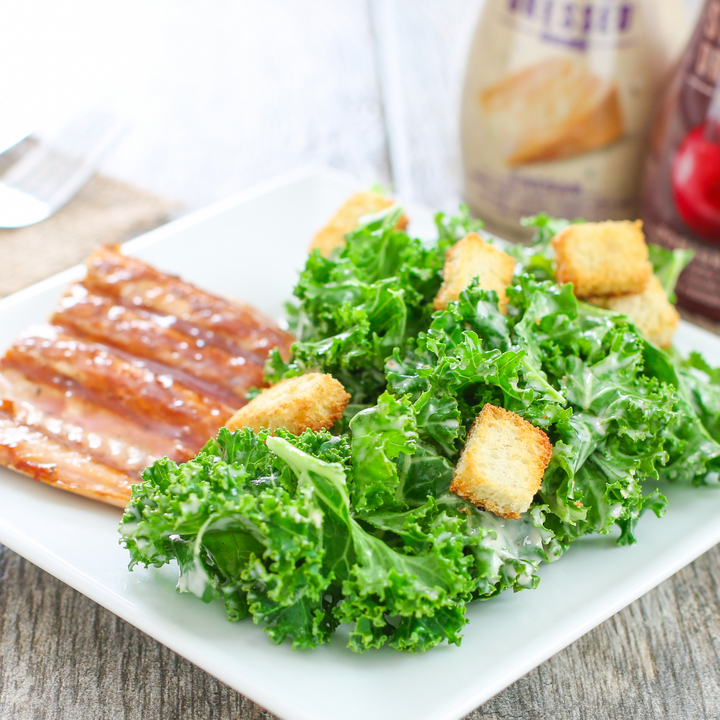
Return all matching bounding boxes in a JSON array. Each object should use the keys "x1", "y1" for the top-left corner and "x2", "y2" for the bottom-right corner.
[{"x1": 640, "y1": 0, "x2": 720, "y2": 319}]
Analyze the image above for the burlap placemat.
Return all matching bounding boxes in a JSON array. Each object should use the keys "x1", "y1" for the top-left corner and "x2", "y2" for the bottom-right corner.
[{"x1": 0, "y1": 174, "x2": 179, "y2": 299}]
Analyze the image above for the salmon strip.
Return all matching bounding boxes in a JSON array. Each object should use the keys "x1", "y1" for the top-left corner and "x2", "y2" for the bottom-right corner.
[
  {"x1": 53, "y1": 284, "x2": 265, "y2": 401},
  {"x1": 1, "y1": 326, "x2": 235, "y2": 445},
  {"x1": 83, "y1": 245, "x2": 294, "y2": 361},
  {"x1": 0, "y1": 411, "x2": 135, "y2": 507},
  {"x1": 0, "y1": 369, "x2": 195, "y2": 466}
]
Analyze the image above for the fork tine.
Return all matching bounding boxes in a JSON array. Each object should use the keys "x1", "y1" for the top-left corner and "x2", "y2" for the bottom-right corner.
[
  {"x1": 12, "y1": 151, "x2": 76, "y2": 197},
  {"x1": 42, "y1": 159, "x2": 95, "y2": 208},
  {"x1": 24, "y1": 151, "x2": 86, "y2": 200},
  {"x1": 42, "y1": 120, "x2": 123, "y2": 207},
  {"x1": 2, "y1": 113, "x2": 98, "y2": 187},
  {"x1": 0, "y1": 110, "x2": 124, "y2": 219},
  {"x1": 56, "y1": 110, "x2": 122, "y2": 161},
  {"x1": 1, "y1": 145, "x2": 56, "y2": 187},
  {"x1": 53, "y1": 110, "x2": 101, "y2": 152}
]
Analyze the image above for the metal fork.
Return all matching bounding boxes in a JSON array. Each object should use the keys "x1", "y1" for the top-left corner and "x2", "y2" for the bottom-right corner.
[{"x1": 0, "y1": 110, "x2": 124, "y2": 228}]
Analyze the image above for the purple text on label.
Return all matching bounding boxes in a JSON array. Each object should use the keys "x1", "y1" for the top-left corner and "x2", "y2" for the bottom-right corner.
[{"x1": 507, "y1": 0, "x2": 635, "y2": 35}]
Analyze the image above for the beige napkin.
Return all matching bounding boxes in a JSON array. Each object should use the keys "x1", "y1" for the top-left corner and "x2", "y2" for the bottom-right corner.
[{"x1": 0, "y1": 174, "x2": 179, "y2": 299}]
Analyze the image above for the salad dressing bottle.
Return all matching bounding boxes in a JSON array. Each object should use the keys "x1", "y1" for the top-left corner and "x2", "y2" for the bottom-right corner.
[
  {"x1": 460, "y1": 0, "x2": 688, "y2": 239},
  {"x1": 640, "y1": 0, "x2": 720, "y2": 319}
]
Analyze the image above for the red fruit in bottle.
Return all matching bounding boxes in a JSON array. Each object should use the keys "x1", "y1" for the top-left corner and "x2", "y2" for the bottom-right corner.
[{"x1": 671, "y1": 124, "x2": 720, "y2": 242}]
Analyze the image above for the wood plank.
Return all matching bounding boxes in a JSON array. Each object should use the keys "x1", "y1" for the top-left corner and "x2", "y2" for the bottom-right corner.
[
  {"x1": 0, "y1": 548, "x2": 277, "y2": 719},
  {"x1": 369, "y1": 0, "x2": 480, "y2": 208},
  {"x1": 96, "y1": 0, "x2": 394, "y2": 209},
  {"x1": 3, "y1": 543, "x2": 720, "y2": 719}
]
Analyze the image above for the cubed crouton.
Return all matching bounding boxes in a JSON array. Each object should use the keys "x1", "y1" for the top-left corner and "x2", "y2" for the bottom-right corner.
[
  {"x1": 551, "y1": 220, "x2": 652, "y2": 298},
  {"x1": 309, "y1": 191, "x2": 409, "y2": 257},
  {"x1": 588, "y1": 274, "x2": 680, "y2": 349},
  {"x1": 226, "y1": 373, "x2": 350, "y2": 435},
  {"x1": 433, "y1": 232, "x2": 516, "y2": 313},
  {"x1": 450, "y1": 404, "x2": 552, "y2": 520}
]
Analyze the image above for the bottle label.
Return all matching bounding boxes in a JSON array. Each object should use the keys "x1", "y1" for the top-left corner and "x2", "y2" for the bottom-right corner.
[
  {"x1": 690, "y1": 0, "x2": 720, "y2": 94},
  {"x1": 461, "y1": 0, "x2": 674, "y2": 232},
  {"x1": 503, "y1": 1, "x2": 637, "y2": 50}
]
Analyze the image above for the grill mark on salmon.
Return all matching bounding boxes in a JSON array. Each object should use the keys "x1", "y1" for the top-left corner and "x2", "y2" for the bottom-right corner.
[
  {"x1": 1, "y1": 398, "x2": 159, "y2": 475},
  {"x1": 0, "y1": 410, "x2": 135, "y2": 507},
  {"x1": 0, "y1": 372, "x2": 195, "y2": 471},
  {"x1": 53, "y1": 284, "x2": 265, "y2": 402},
  {"x1": 83, "y1": 245, "x2": 294, "y2": 361},
  {"x1": 1, "y1": 326, "x2": 235, "y2": 445}
]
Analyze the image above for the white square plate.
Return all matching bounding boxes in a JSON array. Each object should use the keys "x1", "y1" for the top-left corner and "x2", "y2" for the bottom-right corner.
[{"x1": 1, "y1": 168, "x2": 720, "y2": 720}]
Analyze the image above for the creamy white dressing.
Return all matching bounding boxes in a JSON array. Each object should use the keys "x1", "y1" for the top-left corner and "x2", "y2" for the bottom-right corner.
[
  {"x1": 180, "y1": 497, "x2": 202, "y2": 515},
  {"x1": 177, "y1": 561, "x2": 214, "y2": 598},
  {"x1": 469, "y1": 505, "x2": 561, "y2": 586}
]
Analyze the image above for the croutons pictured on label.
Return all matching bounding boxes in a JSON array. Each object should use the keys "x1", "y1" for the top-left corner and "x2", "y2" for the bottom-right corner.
[
  {"x1": 589, "y1": 274, "x2": 680, "y2": 349},
  {"x1": 551, "y1": 220, "x2": 652, "y2": 299},
  {"x1": 479, "y1": 58, "x2": 624, "y2": 167},
  {"x1": 309, "y1": 191, "x2": 408, "y2": 257},
  {"x1": 450, "y1": 404, "x2": 553, "y2": 520},
  {"x1": 433, "y1": 232, "x2": 516, "y2": 313},
  {"x1": 226, "y1": 373, "x2": 350, "y2": 435}
]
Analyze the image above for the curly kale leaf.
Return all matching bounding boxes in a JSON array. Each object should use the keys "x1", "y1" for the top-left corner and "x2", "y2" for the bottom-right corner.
[
  {"x1": 120, "y1": 428, "x2": 351, "y2": 649},
  {"x1": 265, "y1": 205, "x2": 450, "y2": 406},
  {"x1": 676, "y1": 352, "x2": 720, "y2": 441},
  {"x1": 648, "y1": 244, "x2": 694, "y2": 303},
  {"x1": 434, "y1": 204, "x2": 484, "y2": 243},
  {"x1": 121, "y1": 421, "x2": 561, "y2": 652}
]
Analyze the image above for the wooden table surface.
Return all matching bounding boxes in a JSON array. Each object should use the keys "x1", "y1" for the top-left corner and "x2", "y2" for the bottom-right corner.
[{"x1": 1, "y1": 1, "x2": 719, "y2": 718}]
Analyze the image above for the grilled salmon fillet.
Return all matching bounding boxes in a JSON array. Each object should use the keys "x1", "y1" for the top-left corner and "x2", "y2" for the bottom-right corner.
[{"x1": 0, "y1": 245, "x2": 294, "y2": 508}]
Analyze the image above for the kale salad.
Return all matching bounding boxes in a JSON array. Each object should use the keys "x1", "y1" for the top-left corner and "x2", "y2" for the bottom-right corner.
[{"x1": 120, "y1": 206, "x2": 720, "y2": 653}]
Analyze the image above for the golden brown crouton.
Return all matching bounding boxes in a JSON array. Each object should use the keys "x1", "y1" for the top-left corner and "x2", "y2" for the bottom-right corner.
[
  {"x1": 551, "y1": 220, "x2": 652, "y2": 299},
  {"x1": 309, "y1": 191, "x2": 409, "y2": 257},
  {"x1": 226, "y1": 373, "x2": 350, "y2": 435},
  {"x1": 589, "y1": 274, "x2": 680, "y2": 349},
  {"x1": 433, "y1": 233, "x2": 516, "y2": 313},
  {"x1": 450, "y1": 404, "x2": 552, "y2": 520}
]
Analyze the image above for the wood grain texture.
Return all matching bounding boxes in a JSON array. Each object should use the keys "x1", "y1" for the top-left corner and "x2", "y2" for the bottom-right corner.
[
  {"x1": 97, "y1": 0, "x2": 393, "y2": 210},
  {"x1": 370, "y1": 0, "x2": 483, "y2": 210},
  {"x1": 471, "y1": 544, "x2": 720, "y2": 719},
  {"x1": 2, "y1": 0, "x2": 720, "y2": 718},
  {"x1": 2, "y1": 544, "x2": 720, "y2": 719},
  {"x1": 0, "y1": 548, "x2": 277, "y2": 720}
]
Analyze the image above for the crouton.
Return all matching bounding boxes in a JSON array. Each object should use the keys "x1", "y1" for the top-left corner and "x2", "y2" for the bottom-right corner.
[
  {"x1": 450, "y1": 404, "x2": 552, "y2": 520},
  {"x1": 551, "y1": 220, "x2": 652, "y2": 298},
  {"x1": 226, "y1": 373, "x2": 350, "y2": 435},
  {"x1": 309, "y1": 191, "x2": 409, "y2": 257},
  {"x1": 433, "y1": 232, "x2": 516, "y2": 313},
  {"x1": 589, "y1": 274, "x2": 680, "y2": 349}
]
